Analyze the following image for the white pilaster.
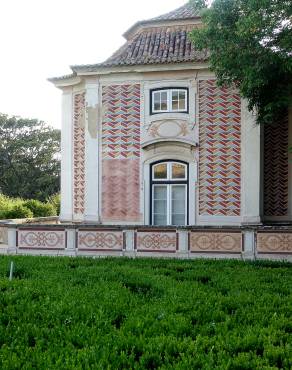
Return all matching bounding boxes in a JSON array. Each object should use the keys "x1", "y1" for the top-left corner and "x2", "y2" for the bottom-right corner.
[
  {"x1": 241, "y1": 100, "x2": 261, "y2": 224},
  {"x1": 60, "y1": 88, "x2": 73, "y2": 222},
  {"x1": 84, "y1": 81, "x2": 100, "y2": 222}
]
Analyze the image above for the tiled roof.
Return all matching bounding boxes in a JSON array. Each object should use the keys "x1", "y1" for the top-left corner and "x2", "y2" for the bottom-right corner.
[
  {"x1": 98, "y1": 25, "x2": 207, "y2": 67},
  {"x1": 146, "y1": 3, "x2": 200, "y2": 22},
  {"x1": 124, "y1": 3, "x2": 200, "y2": 40},
  {"x1": 49, "y1": 3, "x2": 205, "y2": 82}
]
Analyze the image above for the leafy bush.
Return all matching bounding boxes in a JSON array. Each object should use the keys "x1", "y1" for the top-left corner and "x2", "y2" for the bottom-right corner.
[
  {"x1": 3, "y1": 204, "x2": 33, "y2": 219},
  {"x1": 46, "y1": 193, "x2": 60, "y2": 215},
  {"x1": 0, "y1": 193, "x2": 58, "y2": 219},
  {"x1": 0, "y1": 257, "x2": 291, "y2": 369},
  {"x1": 23, "y1": 199, "x2": 56, "y2": 217}
]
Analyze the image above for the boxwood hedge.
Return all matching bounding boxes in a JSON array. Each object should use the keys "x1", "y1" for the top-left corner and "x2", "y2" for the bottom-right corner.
[{"x1": 0, "y1": 257, "x2": 291, "y2": 369}]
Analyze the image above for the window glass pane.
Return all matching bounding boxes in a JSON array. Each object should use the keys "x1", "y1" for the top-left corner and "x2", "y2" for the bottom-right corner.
[
  {"x1": 153, "y1": 185, "x2": 167, "y2": 225},
  {"x1": 154, "y1": 214, "x2": 167, "y2": 225},
  {"x1": 171, "y1": 163, "x2": 186, "y2": 179},
  {"x1": 171, "y1": 185, "x2": 186, "y2": 225},
  {"x1": 153, "y1": 185, "x2": 167, "y2": 200},
  {"x1": 154, "y1": 92, "x2": 160, "y2": 103},
  {"x1": 153, "y1": 163, "x2": 167, "y2": 179},
  {"x1": 161, "y1": 91, "x2": 168, "y2": 111},
  {"x1": 179, "y1": 91, "x2": 186, "y2": 100},
  {"x1": 178, "y1": 99, "x2": 186, "y2": 110},
  {"x1": 154, "y1": 102, "x2": 160, "y2": 111},
  {"x1": 172, "y1": 90, "x2": 179, "y2": 100},
  {"x1": 172, "y1": 214, "x2": 185, "y2": 225},
  {"x1": 154, "y1": 200, "x2": 167, "y2": 214},
  {"x1": 161, "y1": 91, "x2": 168, "y2": 101},
  {"x1": 172, "y1": 100, "x2": 179, "y2": 110},
  {"x1": 153, "y1": 92, "x2": 160, "y2": 111}
]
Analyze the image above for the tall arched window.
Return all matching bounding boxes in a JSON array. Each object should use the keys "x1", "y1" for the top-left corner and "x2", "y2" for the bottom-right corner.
[{"x1": 150, "y1": 161, "x2": 188, "y2": 226}]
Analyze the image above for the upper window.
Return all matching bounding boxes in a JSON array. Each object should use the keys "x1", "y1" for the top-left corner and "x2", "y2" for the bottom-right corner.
[{"x1": 151, "y1": 88, "x2": 188, "y2": 114}]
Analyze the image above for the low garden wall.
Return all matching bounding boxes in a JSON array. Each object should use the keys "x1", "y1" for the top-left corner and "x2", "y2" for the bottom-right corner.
[{"x1": 0, "y1": 223, "x2": 291, "y2": 261}]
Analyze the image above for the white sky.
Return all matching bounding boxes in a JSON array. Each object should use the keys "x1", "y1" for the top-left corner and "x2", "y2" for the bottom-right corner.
[{"x1": 0, "y1": 0, "x2": 187, "y2": 128}]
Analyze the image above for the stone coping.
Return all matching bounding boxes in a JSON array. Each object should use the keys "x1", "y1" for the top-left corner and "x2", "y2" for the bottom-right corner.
[{"x1": 3, "y1": 223, "x2": 292, "y2": 231}]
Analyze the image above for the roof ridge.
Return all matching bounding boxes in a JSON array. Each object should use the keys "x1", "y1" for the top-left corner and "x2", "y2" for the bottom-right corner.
[{"x1": 123, "y1": 2, "x2": 201, "y2": 40}]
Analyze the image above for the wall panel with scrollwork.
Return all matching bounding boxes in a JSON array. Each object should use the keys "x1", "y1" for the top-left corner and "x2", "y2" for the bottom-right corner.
[
  {"x1": 135, "y1": 230, "x2": 177, "y2": 253},
  {"x1": 257, "y1": 232, "x2": 292, "y2": 254},
  {"x1": 189, "y1": 231, "x2": 242, "y2": 253},
  {"x1": 78, "y1": 229, "x2": 124, "y2": 251},
  {"x1": 18, "y1": 229, "x2": 66, "y2": 249}
]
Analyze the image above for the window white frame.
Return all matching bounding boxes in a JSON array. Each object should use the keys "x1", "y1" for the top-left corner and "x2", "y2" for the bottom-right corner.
[
  {"x1": 152, "y1": 162, "x2": 187, "y2": 181},
  {"x1": 151, "y1": 161, "x2": 188, "y2": 226},
  {"x1": 151, "y1": 88, "x2": 188, "y2": 114},
  {"x1": 152, "y1": 184, "x2": 187, "y2": 226}
]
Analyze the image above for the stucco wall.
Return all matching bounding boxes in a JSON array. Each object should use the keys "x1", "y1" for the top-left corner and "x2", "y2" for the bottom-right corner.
[
  {"x1": 101, "y1": 84, "x2": 142, "y2": 222},
  {"x1": 198, "y1": 79, "x2": 241, "y2": 216}
]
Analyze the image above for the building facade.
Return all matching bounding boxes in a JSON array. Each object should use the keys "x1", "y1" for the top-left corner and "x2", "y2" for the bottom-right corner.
[{"x1": 50, "y1": 3, "x2": 292, "y2": 227}]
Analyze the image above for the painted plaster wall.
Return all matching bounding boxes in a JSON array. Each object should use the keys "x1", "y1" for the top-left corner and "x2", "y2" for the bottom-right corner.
[
  {"x1": 101, "y1": 84, "x2": 142, "y2": 222},
  {"x1": 198, "y1": 79, "x2": 241, "y2": 217},
  {"x1": 60, "y1": 70, "x2": 264, "y2": 226},
  {"x1": 264, "y1": 112, "x2": 289, "y2": 217},
  {"x1": 73, "y1": 92, "x2": 86, "y2": 217}
]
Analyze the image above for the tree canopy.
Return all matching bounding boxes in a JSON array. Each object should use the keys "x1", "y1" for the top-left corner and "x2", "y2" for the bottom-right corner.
[
  {"x1": 0, "y1": 114, "x2": 60, "y2": 201},
  {"x1": 190, "y1": 0, "x2": 292, "y2": 124}
]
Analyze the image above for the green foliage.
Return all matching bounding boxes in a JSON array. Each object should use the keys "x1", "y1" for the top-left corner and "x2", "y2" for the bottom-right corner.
[
  {"x1": 23, "y1": 199, "x2": 56, "y2": 217},
  {"x1": 189, "y1": 0, "x2": 292, "y2": 124},
  {"x1": 0, "y1": 194, "x2": 58, "y2": 219},
  {"x1": 46, "y1": 193, "x2": 61, "y2": 215},
  {"x1": 3, "y1": 205, "x2": 33, "y2": 219},
  {"x1": 0, "y1": 114, "x2": 60, "y2": 201},
  {"x1": 0, "y1": 257, "x2": 291, "y2": 368}
]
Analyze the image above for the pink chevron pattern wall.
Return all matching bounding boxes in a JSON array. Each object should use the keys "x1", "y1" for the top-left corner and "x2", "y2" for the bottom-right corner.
[
  {"x1": 101, "y1": 84, "x2": 141, "y2": 222},
  {"x1": 73, "y1": 92, "x2": 86, "y2": 215},
  {"x1": 198, "y1": 80, "x2": 241, "y2": 216},
  {"x1": 102, "y1": 84, "x2": 140, "y2": 159},
  {"x1": 102, "y1": 159, "x2": 141, "y2": 222},
  {"x1": 264, "y1": 113, "x2": 289, "y2": 216}
]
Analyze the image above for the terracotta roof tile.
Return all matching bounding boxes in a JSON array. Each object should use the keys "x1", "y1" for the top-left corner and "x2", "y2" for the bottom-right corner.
[
  {"x1": 101, "y1": 25, "x2": 207, "y2": 67},
  {"x1": 148, "y1": 3, "x2": 200, "y2": 22}
]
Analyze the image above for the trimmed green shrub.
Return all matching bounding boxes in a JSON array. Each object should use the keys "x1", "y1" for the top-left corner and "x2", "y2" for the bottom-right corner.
[
  {"x1": 23, "y1": 199, "x2": 56, "y2": 217},
  {"x1": 4, "y1": 204, "x2": 33, "y2": 219},
  {"x1": 0, "y1": 257, "x2": 291, "y2": 369},
  {"x1": 46, "y1": 193, "x2": 60, "y2": 215},
  {"x1": 0, "y1": 193, "x2": 58, "y2": 219}
]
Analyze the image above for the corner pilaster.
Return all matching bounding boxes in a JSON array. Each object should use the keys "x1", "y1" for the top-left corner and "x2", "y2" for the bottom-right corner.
[
  {"x1": 60, "y1": 88, "x2": 74, "y2": 222},
  {"x1": 84, "y1": 81, "x2": 100, "y2": 222},
  {"x1": 241, "y1": 100, "x2": 261, "y2": 224}
]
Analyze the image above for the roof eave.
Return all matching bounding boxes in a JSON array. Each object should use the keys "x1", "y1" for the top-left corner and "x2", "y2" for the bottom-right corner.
[
  {"x1": 71, "y1": 61, "x2": 210, "y2": 76},
  {"x1": 48, "y1": 73, "x2": 82, "y2": 88}
]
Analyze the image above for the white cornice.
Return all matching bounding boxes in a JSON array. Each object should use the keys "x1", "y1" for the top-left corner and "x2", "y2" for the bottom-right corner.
[{"x1": 74, "y1": 62, "x2": 209, "y2": 76}]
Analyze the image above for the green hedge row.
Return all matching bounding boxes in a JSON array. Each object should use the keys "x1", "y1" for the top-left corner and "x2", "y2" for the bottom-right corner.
[
  {"x1": 0, "y1": 193, "x2": 60, "y2": 219},
  {"x1": 0, "y1": 257, "x2": 291, "y2": 369}
]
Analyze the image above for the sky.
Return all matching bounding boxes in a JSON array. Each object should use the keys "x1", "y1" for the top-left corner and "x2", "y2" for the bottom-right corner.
[{"x1": 0, "y1": 0, "x2": 187, "y2": 128}]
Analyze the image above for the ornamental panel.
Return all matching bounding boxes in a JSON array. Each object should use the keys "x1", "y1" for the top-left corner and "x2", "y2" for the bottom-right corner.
[
  {"x1": 136, "y1": 230, "x2": 177, "y2": 252},
  {"x1": 257, "y1": 233, "x2": 292, "y2": 253},
  {"x1": 73, "y1": 92, "x2": 86, "y2": 215},
  {"x1": 198, "y1": 80, "x2": 241, "y2": 216},
  {"x1": 78, "y1": 229, "x2": 124, "y2": 251},
  {"x1": 102, "y1": 158, "x2": 141, "y2": 222},
  {"x1": 190, "y1": 231, "x2": 242, "y2": 253},
  {"x1": 263, "y1": 113, "x2": 289, "y2": 217},
  {"x1": 18, "y1": 229, "x2": 66, "y2": 249},
  {"x1": 102, "y1": 84, "x2": 141, "y2": 159}
]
